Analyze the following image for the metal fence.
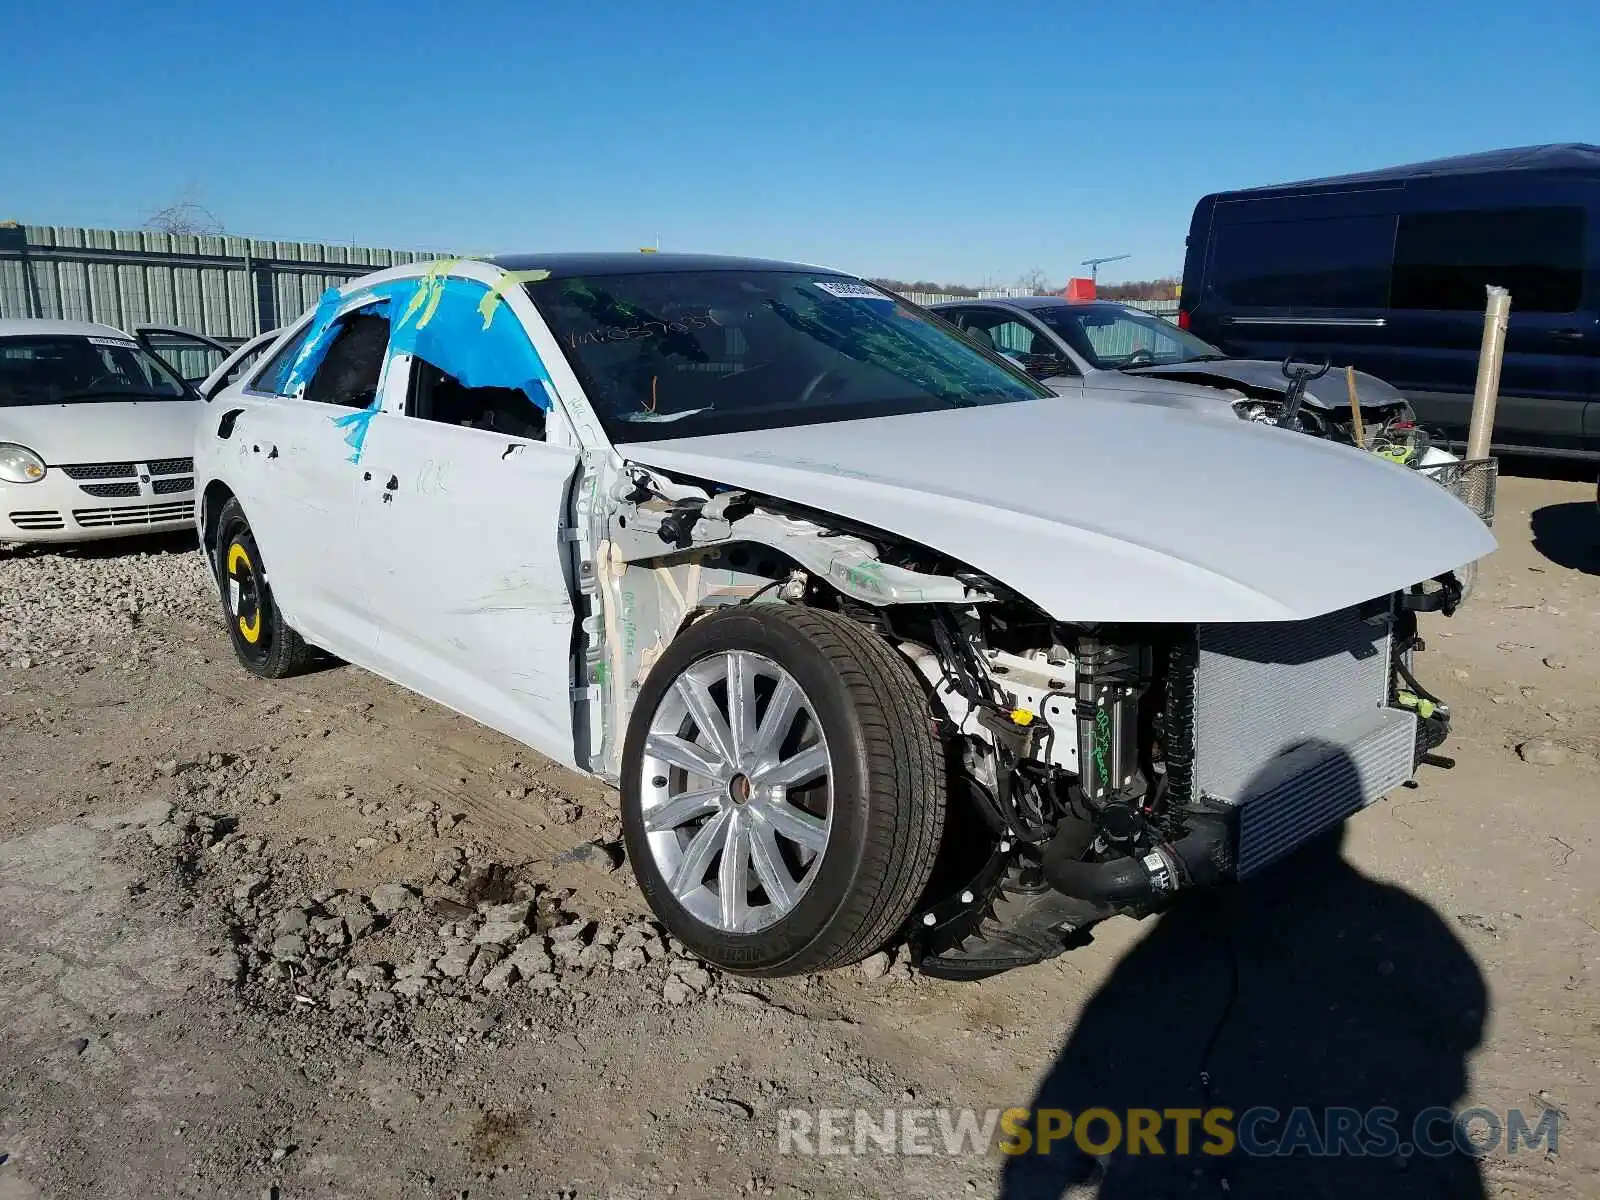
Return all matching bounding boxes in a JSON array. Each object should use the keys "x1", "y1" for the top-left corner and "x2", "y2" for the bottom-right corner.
[
  {"x1": 0, "y1": 223, "x2": 445, "y2": 344},
  {"x1": 0, "y1": 223, "x2": 1181, "y2": 349}
]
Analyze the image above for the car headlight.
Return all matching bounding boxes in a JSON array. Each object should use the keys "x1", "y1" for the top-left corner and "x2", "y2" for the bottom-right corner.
[{"x1": 0, "y1": 443, "x2": 47, "y2": 484}]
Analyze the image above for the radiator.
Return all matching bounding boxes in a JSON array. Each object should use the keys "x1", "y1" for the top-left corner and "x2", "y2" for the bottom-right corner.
[{"x1": 1193, "y1": 604, "x2": 1417, "y2": 878}]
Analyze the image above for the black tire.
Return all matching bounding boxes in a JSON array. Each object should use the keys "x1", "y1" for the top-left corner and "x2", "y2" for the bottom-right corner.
[
  {"x1": 214, "y1": 498, "x2": 316, "y2": 679},
  {"x1": 620, "y1": 604, "x2": 946, "y2": 976}
]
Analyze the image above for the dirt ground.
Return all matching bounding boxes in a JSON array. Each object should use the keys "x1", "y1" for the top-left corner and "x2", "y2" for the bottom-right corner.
[{"x1": 0, "y1": 471, "x2": 1595, "y2": 1200}]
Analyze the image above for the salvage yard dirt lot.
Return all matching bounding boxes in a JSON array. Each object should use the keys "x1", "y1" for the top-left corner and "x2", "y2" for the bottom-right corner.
[{"x1": 1, "y1": 472, "x2": 1596, "y2": 1200}]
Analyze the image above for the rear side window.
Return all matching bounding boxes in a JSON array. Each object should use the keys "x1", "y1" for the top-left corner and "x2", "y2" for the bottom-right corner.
[
  {"x1": 1209, "y1": 214, "x2": 1395, "y2": 307},
  {"x1": 1391, "y1": 206, "x2": 1586, "y2": 313}
]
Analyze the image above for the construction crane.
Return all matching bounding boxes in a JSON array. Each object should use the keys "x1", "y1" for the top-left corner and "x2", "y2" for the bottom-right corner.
[{"x1": 1081, "y1": 254, "x2": 1130, "y2": 283}]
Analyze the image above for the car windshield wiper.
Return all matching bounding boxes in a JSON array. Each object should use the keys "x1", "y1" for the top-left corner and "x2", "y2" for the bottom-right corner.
[{"x1": 1181, "y1": 354, "x2": 1233, "y2": 363}]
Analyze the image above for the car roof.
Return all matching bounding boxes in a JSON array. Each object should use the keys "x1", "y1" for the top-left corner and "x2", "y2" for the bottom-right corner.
[
  {"x1": 489, "y1": 251, "x2": 846, "y2": 278},
  {"x1": 931, "y1": 296, "x2": 1131, "y2": 315},
  {"x1": 0, "y1": 318, "x2": 137, "y2": 340},
  {"x1": 1209, "y1": 142, "x2": 1600, "y2": 199}
]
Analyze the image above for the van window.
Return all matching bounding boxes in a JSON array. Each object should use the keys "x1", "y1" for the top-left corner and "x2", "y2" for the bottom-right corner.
[
  {"x1": 1391, "y1": 206, "x2": 1585, "y2": 313},
  {"x1": 1209, "y1": 214, "x2": 1394, "y2": 308}
]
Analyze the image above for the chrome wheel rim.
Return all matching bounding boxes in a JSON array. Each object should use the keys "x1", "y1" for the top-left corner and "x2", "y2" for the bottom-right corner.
[{"x1": 639, "y1": 651, "x2": 832, "y2": 934}]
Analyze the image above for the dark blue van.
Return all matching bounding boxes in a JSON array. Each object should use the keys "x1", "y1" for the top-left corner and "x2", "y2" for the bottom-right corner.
[{"x1": 1180, "y1": 144, "x2": 1600, "y2": 458}]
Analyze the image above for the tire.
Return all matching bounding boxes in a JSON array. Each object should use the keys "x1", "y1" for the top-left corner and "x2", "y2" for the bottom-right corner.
[
  {"x1": 213, "y1": 498, "x2": 316, "y2": 679},
  {"x1": 620, "y1": 604, "x2": 946, "y2": 976}
]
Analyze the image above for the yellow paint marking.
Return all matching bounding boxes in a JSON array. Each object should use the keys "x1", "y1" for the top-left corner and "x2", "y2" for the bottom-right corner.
[{"x1": 227, "y1": 542, "x2": 263, "y2": 643}]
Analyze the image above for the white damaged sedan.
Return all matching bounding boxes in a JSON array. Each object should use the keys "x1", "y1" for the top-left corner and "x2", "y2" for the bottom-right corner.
[
  {"x1": 1, "y1": 319, "x2": 201, "y2": 544},
  {"x1": 195, "y1": 255, "x2": 1494, "y2": 979}
]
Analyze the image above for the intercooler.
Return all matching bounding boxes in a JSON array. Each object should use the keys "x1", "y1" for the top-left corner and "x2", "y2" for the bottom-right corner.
[{"x1": 1192, "y1": 603, "x2": 1417, "y2": 878}]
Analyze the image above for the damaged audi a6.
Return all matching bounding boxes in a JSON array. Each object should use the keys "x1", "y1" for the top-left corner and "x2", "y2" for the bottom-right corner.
[{"x1": 195, "y1": 254, "x2": 1495, "y2": 979}]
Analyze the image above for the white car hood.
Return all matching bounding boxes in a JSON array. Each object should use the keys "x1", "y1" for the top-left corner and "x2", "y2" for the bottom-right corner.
[
  {"x1": 1, "y1": 400, "x2": 203, "y2": 465},
  {"x1": 1048, "y1": 370, "x2": 1240, "y2": 414},
  {"x1": 623, "y1": 395, "x2": 1496, "y2": 624}
]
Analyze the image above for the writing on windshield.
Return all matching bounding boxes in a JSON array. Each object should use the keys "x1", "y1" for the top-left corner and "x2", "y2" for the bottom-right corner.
[{"x1": 529, "y1": 270, "x2": 1047, "y2": 443}]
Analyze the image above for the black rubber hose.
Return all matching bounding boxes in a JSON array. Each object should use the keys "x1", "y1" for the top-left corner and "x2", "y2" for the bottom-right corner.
[{"x1": 1040, "y1": 818, "x2": 1230, "y2": 905}]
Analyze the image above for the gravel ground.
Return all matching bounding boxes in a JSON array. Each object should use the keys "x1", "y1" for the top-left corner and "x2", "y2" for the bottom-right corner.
[
  {"x1": 0, "y1": 476, "x2": 1596, "y2": 1200},
  {"x1": 0, "y1": 532, "x2": 213, "y2": 670}
]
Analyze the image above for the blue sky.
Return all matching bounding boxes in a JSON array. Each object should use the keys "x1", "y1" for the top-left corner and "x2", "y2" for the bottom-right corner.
[{"x1": 5, "y1": 0, "x2": 1595, "y2": 286}]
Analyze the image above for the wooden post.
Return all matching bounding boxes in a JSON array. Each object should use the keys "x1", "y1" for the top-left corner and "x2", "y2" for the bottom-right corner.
[
  {"x1": 1346, "y1": 366, "x2": 1365, "y2": 450},
  {"x1": 1466, "y1": 286, "x2": 1511, "y2": 461}
]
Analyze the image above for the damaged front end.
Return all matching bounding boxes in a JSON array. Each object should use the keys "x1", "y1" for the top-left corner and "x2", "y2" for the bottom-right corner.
[
  {"x1": 905, "y1": 590, "x2": 1462, "y2": 980},
  {"x1": 588, "y1": 460, "x2": 1468, "y2": 982}
]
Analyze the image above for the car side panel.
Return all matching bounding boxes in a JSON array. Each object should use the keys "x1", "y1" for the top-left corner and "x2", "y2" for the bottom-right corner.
[{"x1": 355, "y1": 409, "x2": 582, "y2": 768}]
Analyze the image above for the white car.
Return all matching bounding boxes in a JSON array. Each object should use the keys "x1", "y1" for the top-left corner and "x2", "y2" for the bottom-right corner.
[
  {"x1": 1, "y1": 319, "x2": 202, "y2": 544},
  {"x1": 195, "y1": 255, "x2": 1493, "y2": 979}
]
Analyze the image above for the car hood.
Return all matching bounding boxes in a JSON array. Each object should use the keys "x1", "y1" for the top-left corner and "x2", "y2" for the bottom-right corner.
[
  {"x1": 1122, "y1": 360, "x2": 1407, "y2": 409},
  {"x1": 1053, "y1": 369, "x2": 1240, "y2": 414},
  {"x1": 1, "y1": 400, "x2": 203, "y2": 465},
  {"x1": 623, "y1": 395, "x2": 1494, "y2": 624}
]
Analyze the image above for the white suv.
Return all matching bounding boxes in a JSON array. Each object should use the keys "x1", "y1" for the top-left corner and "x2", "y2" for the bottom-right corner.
[{"x1": 195, "y1": 254, "x2": 1492, "y2": 979}]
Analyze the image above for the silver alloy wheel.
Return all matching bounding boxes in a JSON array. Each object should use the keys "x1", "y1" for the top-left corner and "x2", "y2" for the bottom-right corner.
[{"x1": 638, "y1": 650, "x2": 833, "y2": 934}]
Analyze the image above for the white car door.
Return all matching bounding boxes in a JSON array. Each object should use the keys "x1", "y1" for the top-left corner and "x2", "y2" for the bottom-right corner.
[
  {"x1": 228, "y1": 301, "x2": 393, "y2": 661},
  {"x1": 354, "y1": 353, "x2": 582, "y2": 768}
]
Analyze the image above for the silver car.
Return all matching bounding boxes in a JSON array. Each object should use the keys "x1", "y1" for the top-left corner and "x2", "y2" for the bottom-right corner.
[
  {"x1": 933, "y1": 296, "x2": 1424, "y2": 450},
  {"x1": 0, "y1": 319, "x2": 202, "y2": 544}
]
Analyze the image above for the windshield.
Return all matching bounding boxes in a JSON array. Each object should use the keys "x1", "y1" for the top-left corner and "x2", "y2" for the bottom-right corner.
[
  {"x1": 529, "y1": 270, "x2": 1050, "y2": 442},
  {"x1": 1033, "y1": 306, "x2": 1224, "y2": 371},
  {"x1": 0, "y1": 335, "x2": 190, "y2": 407}
]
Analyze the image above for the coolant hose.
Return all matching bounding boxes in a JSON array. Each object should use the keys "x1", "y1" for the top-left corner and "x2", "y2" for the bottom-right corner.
[{"x1": 1040, "y1": 818, "x2": 1231, "y2": 905}]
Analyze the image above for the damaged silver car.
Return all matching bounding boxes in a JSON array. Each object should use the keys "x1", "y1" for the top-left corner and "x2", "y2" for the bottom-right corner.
[{"x1": 195, "y1": 254, "x2": 1494, "y2": 979}]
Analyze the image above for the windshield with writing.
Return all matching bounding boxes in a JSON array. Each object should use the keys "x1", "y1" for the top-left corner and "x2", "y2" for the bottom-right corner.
[
  {"x1": 0, "y1": 336, "x2": 190, "y2": 407},
  {"x1": 529, "y1": 271, "x2": 1049, "y2": 442}
]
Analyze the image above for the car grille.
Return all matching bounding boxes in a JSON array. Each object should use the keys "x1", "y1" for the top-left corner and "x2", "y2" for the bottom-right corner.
[
  {"x1": 79, "y1": 481, "x2": 142, "y2": 499},
  {"x1": 72, "y1": 501, "x2": 193, "y2": 528},
  {"x1": 147, "y1": 456, "x2": 194, "y2": 476},
  {"x1": 8, "y1": 510, "x2": 65, "y2": 531},
  {"x1": 1192, "y1": 603, "x2": 1416, "y2": 878},
  {"x1": 151, "y1": 476, "x2": 193, "y2": 495},
  {"x1": 60, "y1": 461, "x2": 136, "y2": 480}
]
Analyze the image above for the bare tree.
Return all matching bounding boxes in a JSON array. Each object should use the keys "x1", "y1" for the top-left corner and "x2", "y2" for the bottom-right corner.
[
  {"x1": 142, "y1": 194, "x2": 225, "y2": 236},
  {"x1": 1099, "y1": 277, "x2": 1181, "y2": 301},
  {"x1": 1014, "y1": 267, "x2": 1054, "y2": 295}
]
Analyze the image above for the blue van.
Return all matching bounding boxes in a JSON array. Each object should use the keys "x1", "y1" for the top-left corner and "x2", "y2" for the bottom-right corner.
[{"x1": 1180, "y1": 144, "x2": 1600, "y2": 458}]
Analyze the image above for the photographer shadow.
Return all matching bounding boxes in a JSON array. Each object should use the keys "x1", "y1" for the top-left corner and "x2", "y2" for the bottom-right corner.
[{"x1": 1001, "y1": 743, "x2": 1488, "y2": 1199}]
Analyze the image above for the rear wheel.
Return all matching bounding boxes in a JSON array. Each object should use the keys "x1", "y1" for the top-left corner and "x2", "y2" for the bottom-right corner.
[
  {"x1": 620, "y1": 605, "x2": 945, "y2": 976},
  {"x1": 214, "y1": 498, "x2": 315, "y2": 679}
]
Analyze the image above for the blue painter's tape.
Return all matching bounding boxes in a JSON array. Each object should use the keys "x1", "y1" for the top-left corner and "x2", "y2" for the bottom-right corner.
[
  {"x1": 286, "y1": 265, "x2": 556, "y2": 463},
  {"x1": 331, "y1": 396, "x2": 381, "y2": 464},
  {"x1": 389, "y1": 276, "x2": 553, "y2": 411},
  {"x1": 280, "y1": 287, "x2": 347, "y2": 397}
]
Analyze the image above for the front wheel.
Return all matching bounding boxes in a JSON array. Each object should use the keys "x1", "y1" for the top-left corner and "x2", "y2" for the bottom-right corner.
[
  {"x1": 620, "y1": 604, "x2": 946, "y2": 976},
  {"x1": 214, "y1": 498, "x2": 315, "y2": 679}
]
